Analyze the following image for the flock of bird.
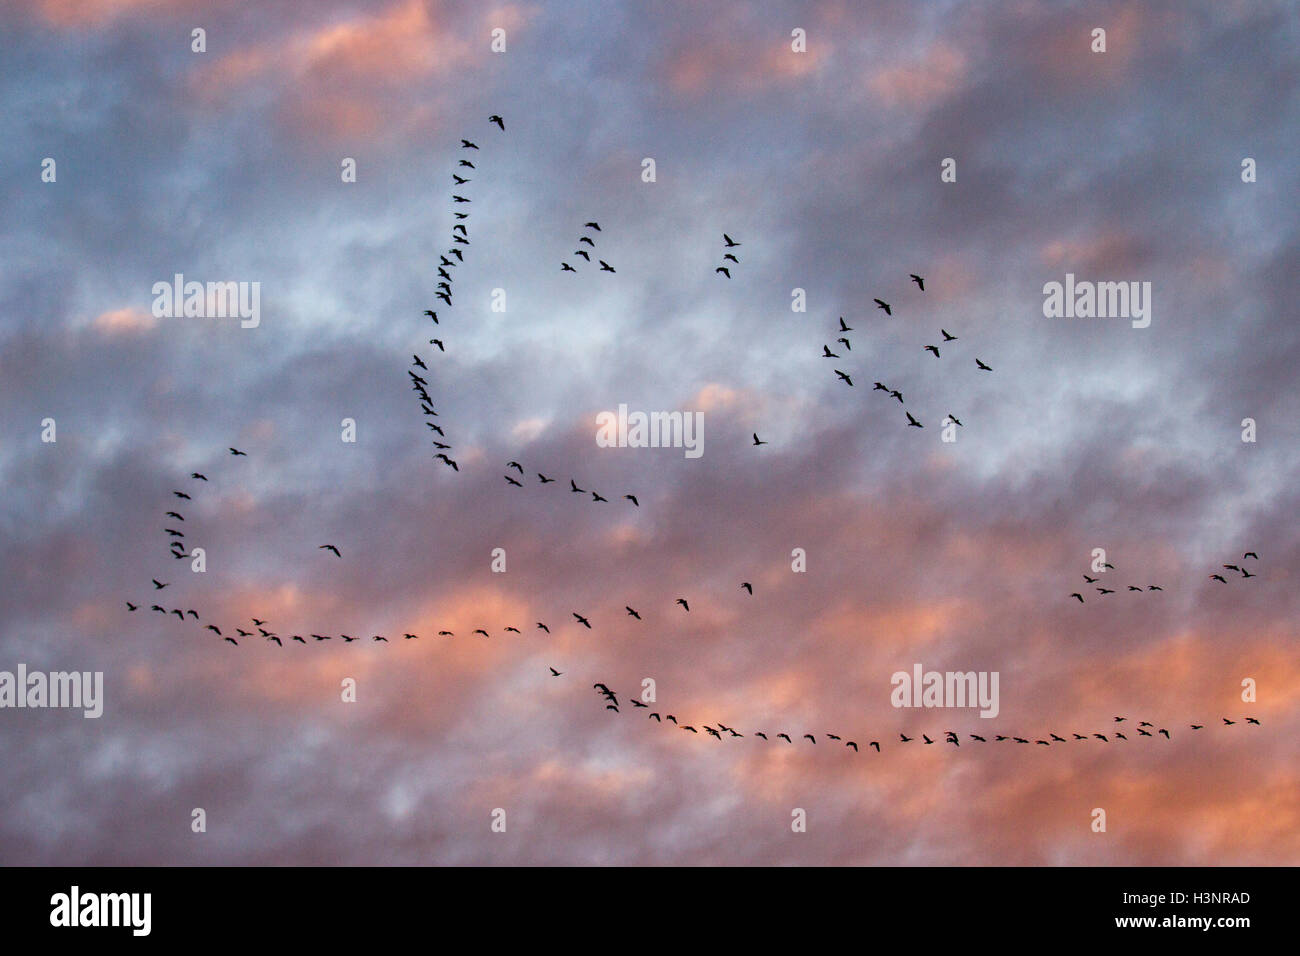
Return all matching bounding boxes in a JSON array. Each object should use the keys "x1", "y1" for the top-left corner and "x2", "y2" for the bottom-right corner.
[
  {"x1": 560, "y1": 221, "x2": 615, "y2": 274},
  {"x1": 713, "y1": 233, "x2": 742, "y2": 279},
  {"x1": 122, "y1": 127, "x2": 1273, "y2": 776},
  {"x1": 817, "y1": 274, "x2": 992, "y2": 432},
  {"x1": 588, "y1": 682, "x2": 1263, "y2": 753},
  {"x1": 1068, "y1": 553, "x2": 1260, "y2": 602},
  {"x1": 131, "y1": 448, "x2": 752, "y2": 644},
  {"x1": 417, "y1": 114, "x2": 507, "y2": 473},
  {"x1": 501, "y1": 459, "x2": 640, "y2": 506}
]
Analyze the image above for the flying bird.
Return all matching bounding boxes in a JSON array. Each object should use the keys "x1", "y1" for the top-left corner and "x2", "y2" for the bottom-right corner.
[
  {"x1": 229, "y1": 447, "x2": 247, "y2": 456},
  {"x1": 741, "y1": 582, "x2": 753, "y2": 594},
  {"x1": 489, "y1": 114, "x2": 504, "y2": 130},
  {"x1": 752, "y1": 433, "x2": 767, "y2": 446},
  {"x1": 319, "y1": 545, "x2": 341, "y2": 557},
  {"x1": 723, "y1": 234, "x2": 740, "y2": 247},
  {"x1": 676, "y1": 598, "x2": 689, "y2": 612},
  {"x1": 910, "y1": 274, "x2": 925, "y2": 290},
  {"x1": 975, "y1": 359, "x2": 992, "y2": 371},
  {"x1": 874, "y1": 299, "x2": 891, "y2": 315}
]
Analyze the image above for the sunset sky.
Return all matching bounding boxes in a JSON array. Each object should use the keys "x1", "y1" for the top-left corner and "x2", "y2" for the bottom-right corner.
[{"x1": 1, "y1": 0, "x2": 1297, "y2": 865}]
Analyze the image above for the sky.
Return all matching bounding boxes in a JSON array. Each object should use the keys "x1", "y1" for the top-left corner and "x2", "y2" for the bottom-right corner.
[{"x1": 1, "y1": 0, "x2": 1297, "y2": 865}]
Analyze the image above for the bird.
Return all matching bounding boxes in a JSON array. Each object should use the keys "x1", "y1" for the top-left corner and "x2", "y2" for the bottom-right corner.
[
  {"x1": 723, "y1": 234, "x2": 740, "y2": 247},
  {"x1": 752, "y1": 433, "x2": 767, "y2": 446},
  {"x1": 173, "y1": 491, "x2": 190, "y2": 499},
  {"x1": 624, "y1": 494, "x2": 639, "y2": 506},
  {"x1": 573, "y1": 613, "x2": 592, "y2": 629},
  {"x1": 152, "y1": 579, "x2": 168, "y2": 589},
  {"x1": 1210, "y1": 574, "x2": 1227, "y2": 583},
  {"x1": 1159, "y1": 729, "x2": 1170, "y2": 738},
  {"x1": 838, "y1": 317, "x2": 853, "y2": 332},
  {"x1": 869, "y1": 741, "x2": 881, "y2": 752},
  {"x1": 823, "y1": 345, "x2": 839, "y2": 358},
  {"x1": 591, "y1": 492, "x2": 608, "y2": 502},
  {"x1": 741, "y1": 582, "x2": 753, "y2": 594},
  {"x1": 1240, "y1": 569, "x2": 1256, "y2": 578},
  {"x1": 461, "y1": 139, "x2": 478, "y2": 149},
  {"x1": 723, "y1": 253, "x2": 738, "y2": 263},
  {"x1": 452, "y1": 174, "x2": 469, "y2": 185},
  {"x1": 570, "y1": 480, "x2": 585, "y2": 494},
  {"x1": 1070, "y1": 593, "x2": 1084, "y2": 603},
  {"x1": 1190, "y1": 724, "x2": 1203, "y2": 730},
  {"x1": 804, "y1": 734, "x2": 816, "y2": 744},
  {"x1": 675, "y1": 598, "x2": 689, "y2": 612},
  {"x1": 1245, "y1": 717, "x2": 1260, "y2": 725},
  {"x1": 424, "y1": 310, "x2": 438, "y2": 323},
  {"x1": 584, "y1": 222, "x2": 600, "y2": 231},
  {"x1": 889, "y1": 390, "x2": 904, "y2": 403},
  {"x1": 473, "y1": 629, "x2": 489, "y2": 638},
  {"x1": 549, "y1": 667, "x2": 562, "y2": 677},
  {"x1": 1244, "y1": 551, "x2": 1258, "y2": 560},
  {"x1": 1097, "y1": 587, "x2": 1115, "y2": 594},
  {"x1": 625, "y1": 607, "x2": 641, "y2": 620},
  {"x1": 125, "y1": 602, "x2": 137, "y2": 611},
  {"x1": 900, "y1": 734, "x2": 913, "y2": 742},
  {"x1": 319, "y1": 545, "x2": 341, "y2": 557},
  {"x1": 909, "y1": 274, "x2": 925, "y2": 290},
  {"x1": 165, "y1": 512, "x2": 184, "y2": 521},
  {"x1": 716, "y1": 266, "x2": 730, "y2": 278},
  {"x1": 489, "y1": 114, "x2": 504, "y2": 130},
  {"x1": 1223, "y1": 718, "x2": 1235, "y2": 725},
  {"x1": 578, "y1": 236, "x2": 595, "y2": 247},
  {"x1": 838, "y1": 337, "x2": 852, "y2": 351},
  {"x1": 190, "y1": 473, "x2": 207, "y2": 481},
  {"x1": 1128, "y1": 586, "x2": 1143, "y2": 592},
  {"x1": 229, "y1": 447, "x2": 247, "y2": 456},
  {"x1": 835, "y1": 369, "x2": 854, "y2": 386},
  {"x1": 946, "y1": 414, "x2": 964, "y2": 427},
  {"x1": 574, "y1": 250, "x2": 590, "y2": 261},
  {"x1": 941, "y1": 329, "x2": 957, "y2": 341},
  {"x1": 873, "y1": 299, "x2": 891, "y2": 315},
  {"x1": 1148, "y1": 585, "x2": 1163, "y2": 591},
  {"x1": 1084, "y1": 575, "x2": 1098, "y2": 583},
  {"x1": 777, "y1": 733, "x2": 791, "y2": 743},
  {"x1": 975, "y1": 359, "x2": 992, "y2": 371},
  {"x1": 537, "y1": 622, "x2": 550, "y2": 633},
  {"x1": 924, "y1": 345, "x2": 940, "y2": 357},
  {"x1": 430, "y1": 339, "x2": 444, "y2": 351},
  {"x1": 906, "y1": 412, "x2": 923, "y2": 428}
]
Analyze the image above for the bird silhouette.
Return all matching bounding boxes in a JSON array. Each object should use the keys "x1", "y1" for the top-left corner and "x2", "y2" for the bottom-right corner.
[
  {"x1": 676, "y1": 598, "x2": 689, "y2": 612},
  {"x1": 723, "y1": 234, "x2": 740, "y2": 247},
  {"x1": 549, "y1": 667, "x2": 562, "y2": 677},
  {"x1": 319, "y1": 545, "x2": 341, "y2": 557},
  {"x1": 741, "y1": 582, "x2": 753, "y2": 594},
  {"x1": 752, "y1": 433, "x2": 767, "y2": 446},
  {"x1": 874, "y1": 299, "x2": 891, "y2": 315},
  {"x1": 975, "y1": 359, "x2": 992, "y2": 371},
  {"x1": 229, "y1": 447, "x2": 247, "y2": 456},
  {"x1": 489, "y1": 114, "x2": 504, "y2": 130},
  {"x1": 910, "y1": 274, "x2": 925, "y2": 290},
  {"x1": 573, "y1": 612, "x2": 592, "y2": 628}
]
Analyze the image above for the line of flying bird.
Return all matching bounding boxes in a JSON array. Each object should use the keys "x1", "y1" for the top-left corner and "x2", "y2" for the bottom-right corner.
[
  {"x1": 584, "y1": 683, "x2": 1263, "y2": 751},
  {"x1": 1069, "y1": 553, "x2": 1260, "y2": 602},
  {"x1": 135, "y1": 450, "x2": 758, "y2": 644},
  {"x1": 501, "y1": 460, "x2": 639, "y2": 505}
]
